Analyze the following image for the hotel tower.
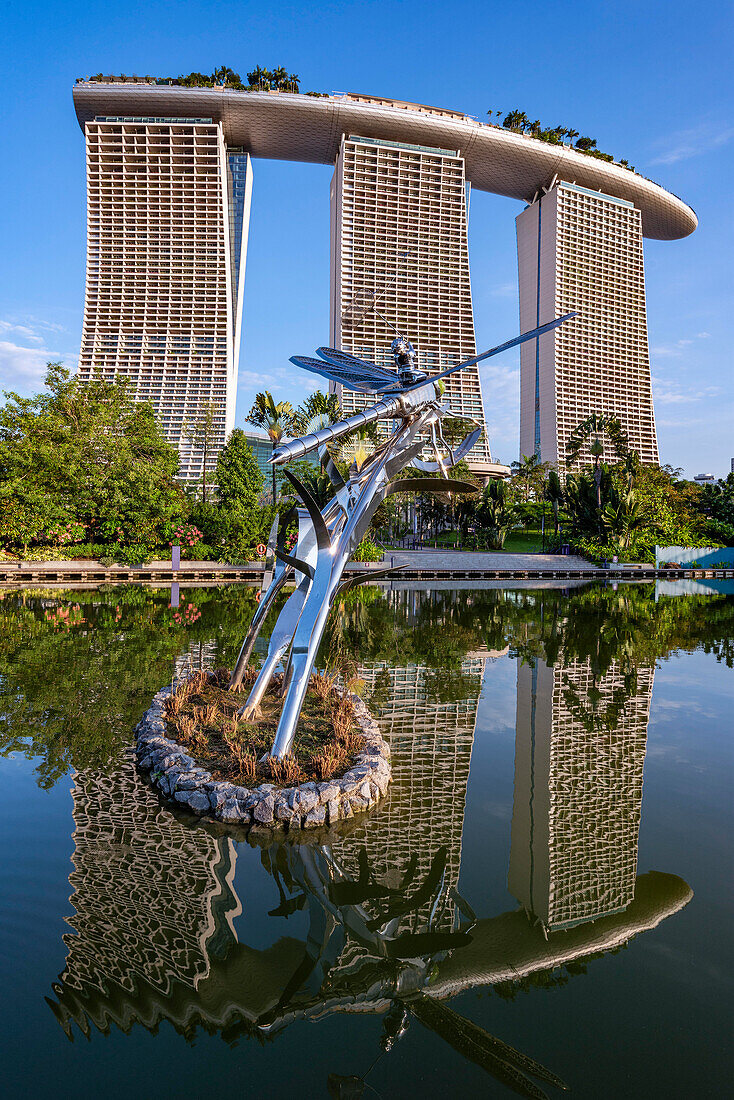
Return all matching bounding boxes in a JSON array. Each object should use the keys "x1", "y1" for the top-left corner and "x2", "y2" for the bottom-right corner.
[
  {"x1": 77, "y1": 115, "x2": 252, "y2": 480},
  {"x1": 330, "y1": 135, "x2": 493, "y2": 472},
  {"x1": 517, "y1": 182, "x2": 659, "y2": 467},
  {"x1": 73, "y1": 83, "x2": 695, "y2": 477}
]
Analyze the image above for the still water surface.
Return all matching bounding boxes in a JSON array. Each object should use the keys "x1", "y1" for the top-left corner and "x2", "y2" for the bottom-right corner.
[{"x1": 0, "y1": 581, "x2": 732, "y2": 1098}]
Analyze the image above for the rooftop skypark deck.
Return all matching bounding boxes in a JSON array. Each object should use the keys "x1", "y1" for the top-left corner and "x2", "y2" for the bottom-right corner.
[{"x1": 73, "y1": 83, "x2": 697, "y2": 240}]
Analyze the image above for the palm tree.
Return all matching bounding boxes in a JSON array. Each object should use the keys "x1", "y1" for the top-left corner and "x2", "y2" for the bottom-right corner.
[
  {"x1": 288, "y1": 72, "x2": 300, "y2": 92},
  {"x1": 566, "y1": 413, "x2": 629, "y2": 469},
  {"x1": 575, "y1": 136, "x2": 597, "y2": 151},
  {"x1": 510, "y1": 452, "x2": 541, "y2": 501},
  {"x1": 245, "y1": 392, "x2": 296, "y2": 500},
  {"x1": 546, "y1": 468, "x2": 564, "y2": 538},
  {"x1": 271, "y1": 66, "x2": 289, "y2": 90},
  {"x1": 292, "y1": 390, "x2": 341, "y2": 435},
  {"x1": 213, "y1": 66, "x2": 239, "y2": 86},
  {"x1": 566, "y1": 413, "x2": 630, "y2": 530},
  {"x1": 247, "y1": 66, "x2": 269, "y2": 89},
  {"x1": 502, "y1": 110, "x2": 528, "y2": 132},
  {"x1": 566, "y1": 128, "x2": 579, "y2": 147}
]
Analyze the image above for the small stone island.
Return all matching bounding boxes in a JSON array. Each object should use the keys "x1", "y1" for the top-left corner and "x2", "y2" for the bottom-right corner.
[{"x1": 135, "y1": 669, "x2": 391, "y2": 829}]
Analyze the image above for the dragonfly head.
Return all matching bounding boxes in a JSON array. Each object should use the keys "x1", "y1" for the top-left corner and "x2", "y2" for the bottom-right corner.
[{"x1": 391, "y1": 335, "x2": 427, "y2": 386}]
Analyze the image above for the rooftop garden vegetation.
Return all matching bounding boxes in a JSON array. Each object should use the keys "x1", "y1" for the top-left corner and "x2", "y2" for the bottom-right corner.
[
  {"x1": 82, "y1": 66, "x2": 330, "y2": 97},
  {"x1": 487, "y1": 108, "x2": 636, "y2": 172}
]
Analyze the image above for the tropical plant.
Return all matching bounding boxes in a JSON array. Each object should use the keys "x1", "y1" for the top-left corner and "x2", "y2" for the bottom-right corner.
[
  {"x1": 546, "y1": 467, "x2": 564, "y2": 538},
  {"x1": 292, "y1": 389, "x2": 341, "y2": 435},
  {"x1": 566, "y1": 413, "x2": 629, "y2": 468},
  {"x1": 247, "y1": 66, "x2": 270, "y2": 89},
  {"x1": 474, "y1": 479, "x2": 519, "y2": 550},
  {"x1": 245, "y1": 392, "x2": 296, "y2": 500},
  {"x1": 510, "y1": 452, "x2": 547, "y2": 501}
]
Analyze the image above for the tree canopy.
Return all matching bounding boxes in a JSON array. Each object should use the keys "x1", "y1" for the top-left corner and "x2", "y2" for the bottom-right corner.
[
  {"x1": 0, "y1": 364, "x2": 184, "y2": 551},
  {"x1": 215, "y1": 428, "x2": 264, "y2": 508}
]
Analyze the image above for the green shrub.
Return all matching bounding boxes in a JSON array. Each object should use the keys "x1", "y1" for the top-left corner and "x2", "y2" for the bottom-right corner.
[
  {"x1": 185, "y1": 541, "x2": 216, "y2": 560},
  {"x1": 107, "y1": 544, "x2": 155, "y2": 565},
  {"x1": 353, "y1": 538, "x2": 383, "y2": 562}
]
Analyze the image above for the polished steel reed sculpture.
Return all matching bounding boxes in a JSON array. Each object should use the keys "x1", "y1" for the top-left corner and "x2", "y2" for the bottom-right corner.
[{"x1": 231, "y1": 314, "x2": 575, "y2": 758}]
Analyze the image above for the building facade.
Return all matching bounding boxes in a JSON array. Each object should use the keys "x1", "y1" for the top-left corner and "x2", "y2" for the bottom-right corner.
[
  {"x1": 73, "y1": 85, "x2": 696, "y2": 477},
  {"x1": 517, "y1": 182, "x2": 659, "y2": 467},
  {"x1": 330, "y1": 135, "x2": 493, "y2": 472},
  {"x1": 77, "y1": 115, "x2": 252, "y2": 480}
]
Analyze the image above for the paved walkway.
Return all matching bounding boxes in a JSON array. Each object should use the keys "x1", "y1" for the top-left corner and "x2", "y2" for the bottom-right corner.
[{"x1": 383, "y1": 549, "x2": 600, "y2": 572}]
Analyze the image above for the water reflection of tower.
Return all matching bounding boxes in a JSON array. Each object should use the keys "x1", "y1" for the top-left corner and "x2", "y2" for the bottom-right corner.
[
  {"x1": 509, "y1": 657, "x2": 655, "y2": 933},
  {"x1": 49, "y1": 760, "x2": 241, "y2": 1036},
  {"x1": 340, "y1": 653, "x2": 490, "y2": 930}
]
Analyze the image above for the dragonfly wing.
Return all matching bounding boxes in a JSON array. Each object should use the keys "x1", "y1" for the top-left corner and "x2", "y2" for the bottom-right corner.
[
  {"x1": 290, "y1": 356, "x2": 399, "y2": 394},
  {"x1": 316, "y1": 347, "x2": 400, "y2": 384},
  {"x1": 406, "y1": 313, "x2": 577, "y2": 390}
]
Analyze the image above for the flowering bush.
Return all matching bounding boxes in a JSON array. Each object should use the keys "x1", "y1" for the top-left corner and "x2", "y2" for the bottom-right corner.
[
  {"x1": 42, "y1": 521, "x2": 87, "y2": 546},
  {"x1": 170, "y1": 523, "x2": 203, "y2": 548}
]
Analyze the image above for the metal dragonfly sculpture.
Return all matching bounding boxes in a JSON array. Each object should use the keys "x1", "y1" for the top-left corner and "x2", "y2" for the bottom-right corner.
[{"x1": 230, "y1": 312, "x2": 576, "y2": 758}]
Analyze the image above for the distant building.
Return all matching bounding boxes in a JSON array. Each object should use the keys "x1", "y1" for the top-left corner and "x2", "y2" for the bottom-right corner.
[
  {"x1": 517, "y1": 182, "x2": 659, "y2": 467},
  {"x1": 694, "y1": 472, "x2": 716, "y2": 484}
]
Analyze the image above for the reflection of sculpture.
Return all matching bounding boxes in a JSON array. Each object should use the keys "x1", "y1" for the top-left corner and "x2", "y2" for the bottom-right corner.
[
  {"x1": 230, "y1": 315, "x2": 573, "y2": 758},
  {"x1": 50, "y1": 757, "x2": 690, "y2": 1098},
  {"x1": 509, "y1": 657, "x2": 654, "y2": 933}
]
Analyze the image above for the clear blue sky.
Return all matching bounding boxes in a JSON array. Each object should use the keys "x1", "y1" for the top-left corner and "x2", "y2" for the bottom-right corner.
[{"x1": 1, "y1": 0, "x2": 732, "y2": 476}]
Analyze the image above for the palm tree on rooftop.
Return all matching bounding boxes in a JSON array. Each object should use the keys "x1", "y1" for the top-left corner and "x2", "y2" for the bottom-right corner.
[
  {"x1": 247, "y1": 66, "x2": 269, "y2": 89},
  {"x1": 566, "y1": 128, "x2": 579, "y2": 147},
  {"x1": 246, "y1": 392, "x2": 296, "y2": 500},
  {"x1": 272, "y1": 66, "x2": 289, "y2": 90},
  {"x1": 288, "y1": 72, "x2": 300, "y2": 92},
  {"x1": 213, "y1": 66, "x2": 239, "y2": 87}
]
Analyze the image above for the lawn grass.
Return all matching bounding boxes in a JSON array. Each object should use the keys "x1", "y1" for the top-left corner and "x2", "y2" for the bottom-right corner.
[{"x1": 501, "y1": 530, "x2": 544, "y2": 553}]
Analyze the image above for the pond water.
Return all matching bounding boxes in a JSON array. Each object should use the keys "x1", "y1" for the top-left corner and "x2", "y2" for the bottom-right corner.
[{"x1": 0, "y1": 580, "x2": 732, "y2": 1098}]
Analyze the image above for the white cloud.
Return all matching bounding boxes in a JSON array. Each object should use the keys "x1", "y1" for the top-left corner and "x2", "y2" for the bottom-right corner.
[
  {"x1": 0, "y1": 321, "x2": 43, "y2": 344},
  {"x1": 649, "y1": 123, "x2": 734, "y2": 165},
  {"x1": 478, "y1": 360, "x2": 519, "y2": 458},
  {"x1": 0, "y1": 316, "x2": 76, "y2": 393},
  {"x1": 650, "y1": 331, "x2": 711, "y2": 359},
  {"x1": 0, "y1": 340, "x2": 59, "y2": 388}
]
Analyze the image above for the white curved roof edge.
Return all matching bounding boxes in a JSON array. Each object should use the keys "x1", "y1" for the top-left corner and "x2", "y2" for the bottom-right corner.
[{"x1": 73, "y1": 84, "x2": 697, "y2": 241}]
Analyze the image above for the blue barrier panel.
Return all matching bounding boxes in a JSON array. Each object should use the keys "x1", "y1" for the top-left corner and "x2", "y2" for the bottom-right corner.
[{"x1": 656, "y1": 545, "x2": 734, "y2": 567}]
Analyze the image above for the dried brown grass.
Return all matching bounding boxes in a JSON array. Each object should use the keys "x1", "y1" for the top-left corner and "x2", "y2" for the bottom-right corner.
[
  {"x1": 266, "y1": 754, "x2": 305, "y2": 786},
  {"x1": 164, "y1": 666, "x2": 363, "y2": 787}
]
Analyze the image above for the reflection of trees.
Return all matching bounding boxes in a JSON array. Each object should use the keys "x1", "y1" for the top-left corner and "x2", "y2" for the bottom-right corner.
[
  {"x1": 2, "y1": 582, "x2": 732, "y2": 787},
  {"x1": 0, "y1": 586, "x2": 259, "y2": 785},
  {"x1": 325, "y1": 585, "x2": 734, "y2": 683}
]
